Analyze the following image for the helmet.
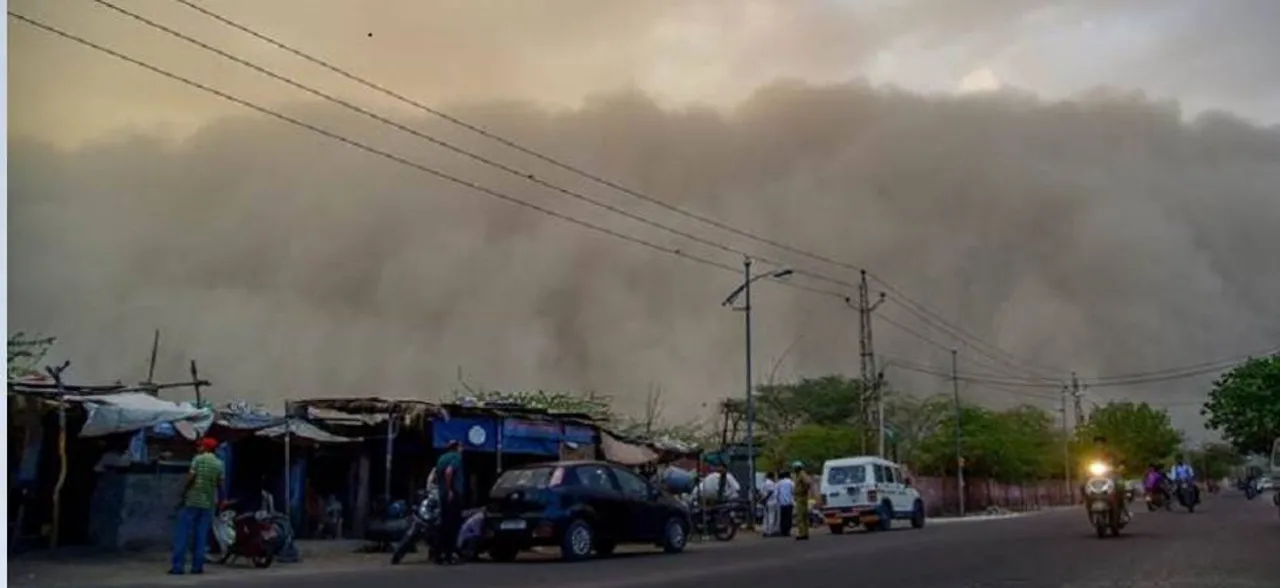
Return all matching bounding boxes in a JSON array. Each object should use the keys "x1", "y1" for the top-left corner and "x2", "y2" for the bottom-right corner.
[{"x1": 790, "y1": 460, "x2": 805, "y2": 470}]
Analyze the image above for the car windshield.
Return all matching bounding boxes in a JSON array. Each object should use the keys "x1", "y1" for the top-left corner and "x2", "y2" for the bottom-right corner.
[
  {"x1": 491, "y1": 467, "x2": 555, "y2": 495},
  {"x1": 826, "y1": 465, "x2": 867, "y2": 485}
]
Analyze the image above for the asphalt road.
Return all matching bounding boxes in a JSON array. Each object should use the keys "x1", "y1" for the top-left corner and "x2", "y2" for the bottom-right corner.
[{"x1": 124, "y1": 493, "x2": 1279, "y2": 588}]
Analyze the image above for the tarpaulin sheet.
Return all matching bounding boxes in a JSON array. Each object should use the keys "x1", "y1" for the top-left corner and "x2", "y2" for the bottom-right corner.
[
  {"x1": 600, "y1": 430, "x2": 658, "y2": 466},
  {"x1": 68, "y1": 393, "x2": 213, "y2": 439},
  {"x1": 502, "y1": 418, "x2": 561, "y2": 456},
  {"x1": 256, "y1": 419, "x2": 358, "y2": 443}
]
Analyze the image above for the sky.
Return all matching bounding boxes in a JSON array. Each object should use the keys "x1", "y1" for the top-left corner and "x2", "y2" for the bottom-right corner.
[{"x1": 8, "y1": 0, "x2": 1280, "y2": 436}]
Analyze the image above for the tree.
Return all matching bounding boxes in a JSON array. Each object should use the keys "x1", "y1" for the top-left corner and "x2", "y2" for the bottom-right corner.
[
  {"x1": 759, "y1": 424, "x2": 866, "y2": 473},
  {"x1": 913, "y1": 403, "x2": 1062, "y2": 482},
  {"x1": 735, "y1": 375, "x2": 872, "y2": 437},
  {"x1": 7, "y1": 332, "x2": 56, "y2": 380},
  {"x1": 1201, "y1": 355, "x2": 1280, "y2": 455},
  {"x1": 883, "y1": 394, "x2": 950, "y2": 466},
  {"x1": 1185, "y1": 442, "x2": 1245, "y2": 480},
  {"x1": 1076, "y1": 401, "x2": 1183, "y2": 472}
]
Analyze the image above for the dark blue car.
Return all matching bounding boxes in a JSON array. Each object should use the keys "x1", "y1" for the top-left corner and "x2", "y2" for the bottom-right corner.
[{"x1": 483, "y1": 460, "x2": 691, "y2": 562}]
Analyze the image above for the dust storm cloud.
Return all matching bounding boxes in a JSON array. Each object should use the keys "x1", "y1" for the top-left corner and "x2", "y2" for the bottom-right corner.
[{"x1": 10, "y1": 79, "x2": 1280, "y2": 432}]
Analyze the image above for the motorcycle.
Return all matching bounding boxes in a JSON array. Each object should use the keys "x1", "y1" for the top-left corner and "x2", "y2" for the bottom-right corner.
[
  {"x1": 687, "y1": 499, "x2": 739, "y2": 541},
  {"x1": 1173, "y1": 479, "x2": 1199, "y2": 513},
  {"x1": 1083, "y1": 460, "x2": 1130, "y2": 538},
  {"x1": 209, "y1": 500, "x2": 288, "y2": 568},
  {"x1": 391, "y1": 489, "x2": 483, "y2": 565},
  {"x1": 1144, "y1": 481, "x2": 1172, "y2": 512},
  {"x1": 391, "y1": 490, "x2": 439, "y2": 564},
  {"x1": 1244, "y1": 477, "x2": 1259, "y2": 500}
]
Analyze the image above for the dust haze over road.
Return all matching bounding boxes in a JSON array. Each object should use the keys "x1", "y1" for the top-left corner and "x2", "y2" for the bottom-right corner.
[{"x1": 8, "y1": 1, "x2": 1280, "y2": 433}]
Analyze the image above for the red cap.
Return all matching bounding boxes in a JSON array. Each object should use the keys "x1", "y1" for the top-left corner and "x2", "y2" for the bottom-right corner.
[{"x1": 198, "y1": 437, "x2": 219, "y2": 451}]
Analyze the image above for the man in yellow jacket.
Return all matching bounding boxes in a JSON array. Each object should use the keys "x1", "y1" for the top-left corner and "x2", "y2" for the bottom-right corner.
[{"x1": 792, "y1": 461, "x2": 813, "y2": 541}]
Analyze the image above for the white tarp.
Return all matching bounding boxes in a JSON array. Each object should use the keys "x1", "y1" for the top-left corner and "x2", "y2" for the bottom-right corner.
[
  {"x1": 68, "y1": 393, "x2": 213, "y2": 439},
  {"x1": 256, "y1": 418, "x2": 358, "y2": 443},
  {"x1": 600, "y1": 430, "x2": 658, "y2": 466}
]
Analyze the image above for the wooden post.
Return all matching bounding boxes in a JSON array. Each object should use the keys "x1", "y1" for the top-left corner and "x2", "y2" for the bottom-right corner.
[
  {"x1": 145, "y1": 329, "x2": 160, "y2": 391},
  {"x1": 189, "y1": 360, "x2": 204, "y2": 405},
  {"x1": 284, "y1": 400, "x2": 292, "y2": 522},
  {"x1": 45, "y1": 362, "x2": 70, "y2": 549},
  {"x1": 384, "y1": 414, "x2": 395, "y2": 507}
]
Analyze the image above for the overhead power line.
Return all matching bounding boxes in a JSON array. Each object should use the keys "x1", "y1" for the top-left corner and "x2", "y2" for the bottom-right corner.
[
  {"x1": 7, "y1": 10, "x2": 857, "y2": 312},
  {"x1": 165, "y1": 0, "x2": 1059, "y2": 376},
  {"x1": 93, "y1": 0, "x2": 1075, "y2": 382}
]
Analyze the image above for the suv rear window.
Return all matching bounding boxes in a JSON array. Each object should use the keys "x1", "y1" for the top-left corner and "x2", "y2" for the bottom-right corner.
[
  {"x1": 491, "y1": 467, "x2": 556, "y2": 495},
  {"x1": 826, "y1": 465, "x2": 867, "y2": 485}
]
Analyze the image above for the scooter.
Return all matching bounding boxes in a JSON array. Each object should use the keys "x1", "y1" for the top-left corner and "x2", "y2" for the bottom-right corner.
[
  {"x1": 209, "y1": 500, "x2": 288, "y2": 568},
  {"x1": 1083, "y1": 460, "x2": 1131, "y2": 538}
]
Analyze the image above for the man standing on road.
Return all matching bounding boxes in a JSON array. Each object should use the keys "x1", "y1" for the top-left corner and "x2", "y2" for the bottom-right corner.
[
  {"x1": 435, "y1": 440, "x2": 466, "y2": 565},
  {"x1": 760, "y1": 472, "x2": 779, "y2": 536},
  {"x1": 169, "y1": 437, "x2": 223, "y2": 576},
  {"x1": 792, "y1": 461, "x2": 813, "y2": 541},
  {"x1": 776, "y1": 471, "x2": 795, "y2": 538}
]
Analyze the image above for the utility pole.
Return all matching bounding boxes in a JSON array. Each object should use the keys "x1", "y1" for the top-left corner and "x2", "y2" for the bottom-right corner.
[
  {"x1": 742, "y1": 257, "x2": 757, "y2": 531},
  {"x1": 847, "y1": 270, "x2": 885, "y2": 455},
  {"x1": 1071, "y1": 373, "x2": 1084, "y2": 430},
  {"x1": 1062, "y1": 384, "x2": 1072, "y2": 503},
  {"x1": 721, "y1": 260, "x2": 793, "y2": 533},
  {"x1": 951, "y1": 349, "x2": 966, "y2": 517}
]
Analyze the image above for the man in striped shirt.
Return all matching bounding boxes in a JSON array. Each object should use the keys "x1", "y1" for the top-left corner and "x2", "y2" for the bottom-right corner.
[{"x1": 170, "y1": 437, "x2": 224, "y2": 575}]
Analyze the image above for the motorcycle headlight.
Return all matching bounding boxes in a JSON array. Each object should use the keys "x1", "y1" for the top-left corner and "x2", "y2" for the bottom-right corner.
[
  {"x1": 1087, "y1": 461, "x2": 1110, "y2": 476},
  {"x1": 1086, "y1": 478, "x2": 1115, "y2": 494},
  {"x1": 418, "y1": 502, "x2": 431, "y2": 520}
]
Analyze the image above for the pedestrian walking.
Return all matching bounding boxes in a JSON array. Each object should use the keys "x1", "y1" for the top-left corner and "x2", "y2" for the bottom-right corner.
[
  {"x1": 776, "y1": 470, "x2": 795, "y2": 538},
  {"x1": 793, "y1": 461, "x2": 813, "y2": 541},
  {"x1": 169, "y1": 437, "x2": 224, "y2": 575},
  {"x1": 434, "y1": 439, "x2": 466, "y2": 565},
  {"x1": 760, "y1": 472, "x2": 779, "y2": 536}
]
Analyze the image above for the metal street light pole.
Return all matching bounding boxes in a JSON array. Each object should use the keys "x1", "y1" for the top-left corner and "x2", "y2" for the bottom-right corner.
[
  {"x1": 721, "y1": 259, "x2": 793, "y2": 532},
  {"x1": 743, "y1": 257, "x2": 755, "y2": 532}
]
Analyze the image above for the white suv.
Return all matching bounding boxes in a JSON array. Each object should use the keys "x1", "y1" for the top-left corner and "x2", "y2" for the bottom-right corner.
[{"x1": 818, "y1": 456, "x2": 926, "y2": 534}]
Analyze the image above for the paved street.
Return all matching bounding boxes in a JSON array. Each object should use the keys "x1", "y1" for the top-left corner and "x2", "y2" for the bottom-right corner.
[{"x1": 18, "y1": 494, "x2": 1278, "y2": 588}]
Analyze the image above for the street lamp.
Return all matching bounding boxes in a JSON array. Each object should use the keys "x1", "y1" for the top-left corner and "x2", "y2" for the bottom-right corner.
[{"x1": 721, "y1": 257, "x2": 793, "y2": 531}]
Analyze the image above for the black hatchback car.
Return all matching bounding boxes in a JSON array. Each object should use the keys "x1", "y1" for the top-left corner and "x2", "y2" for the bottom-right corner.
[{"x1": 483, "y1": 460, "x2": 691, "y2": 561}]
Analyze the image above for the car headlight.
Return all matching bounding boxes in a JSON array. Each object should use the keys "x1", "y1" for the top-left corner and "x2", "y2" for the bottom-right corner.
[{"x1": 1087, "y1": 461, "x2": 1110, "y2": 476}]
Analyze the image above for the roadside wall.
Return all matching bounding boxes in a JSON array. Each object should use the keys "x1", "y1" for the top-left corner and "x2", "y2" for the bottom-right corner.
[{"x1": 914, "y1": 476, "x2": 1079, "y2": 517}]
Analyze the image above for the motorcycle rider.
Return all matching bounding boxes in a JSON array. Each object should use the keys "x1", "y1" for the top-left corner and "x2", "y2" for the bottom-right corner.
[
  {"x1": 1170, "y1": 456, "x2": 1200, "y2": 505},
  {"x1": 1085, "y1": 436, "x2": 1130, "y2": 522},
  {"x1": 1143, "y1": 463, "x2": 1171, "y2": 508}
]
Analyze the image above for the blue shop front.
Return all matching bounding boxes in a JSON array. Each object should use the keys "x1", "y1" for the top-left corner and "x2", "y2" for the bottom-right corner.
[{"x1": 430, "y1": 407, "x2": 599, "y2": 505}]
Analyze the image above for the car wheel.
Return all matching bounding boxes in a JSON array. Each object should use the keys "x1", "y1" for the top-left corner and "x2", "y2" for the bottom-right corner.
[
  {"x1": 828, "y1": 524, "x2": 845, "y2": 535},
  {"x1": 661, "y1": 517, "x2": 688, "y2": 554},
  {"x1": 561, "y1": 519, "x2": 594, "y2": 561},
  {"x1": 910, "y1": 500, "x2": 926, "y2": 529},
  {"x1": 488, "y1": 543, "x2": 519, "y2": 563},
  {"x1": 877, "y1": 501, "x2": 894, "y2": 531}
]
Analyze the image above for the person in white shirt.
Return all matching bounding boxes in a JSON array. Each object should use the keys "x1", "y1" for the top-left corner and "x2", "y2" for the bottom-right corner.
[
  {"x1": 775, "y1": 472, "x2": 796, "y2": 538},
  {"x1": 760, "y1": 472, "x2": 779, "y2": 537}
]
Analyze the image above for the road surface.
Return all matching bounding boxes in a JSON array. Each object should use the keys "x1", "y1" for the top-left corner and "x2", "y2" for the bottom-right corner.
[{"x1": 48, "y1": 493, "x2": 1280, "y2": 588}]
